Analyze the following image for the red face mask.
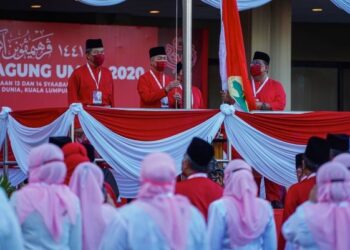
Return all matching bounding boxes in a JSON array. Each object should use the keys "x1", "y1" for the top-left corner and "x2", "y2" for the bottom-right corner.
[
  {"x1": 155, "y1": 61, "x2": 167, "y2": 72},
  {"x1": 92, "y1": 54, "x2": 105, "y2": 67},
  {"x1": 250, "y1": 64, "x2": 262, "y2": 77}
]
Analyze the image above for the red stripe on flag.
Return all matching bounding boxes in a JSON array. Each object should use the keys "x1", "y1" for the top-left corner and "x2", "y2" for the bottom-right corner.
[{"x1": 222, "y1": 0, "x2": 256, "y2": 110}]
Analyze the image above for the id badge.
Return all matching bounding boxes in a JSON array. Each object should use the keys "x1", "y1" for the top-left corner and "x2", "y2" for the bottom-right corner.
[
  {"x1": 93, "y1": 90, "x2": 102, "y2": 105},
  {"x1": 161, "y1": 96, "x2": 169, "y2": 108}
]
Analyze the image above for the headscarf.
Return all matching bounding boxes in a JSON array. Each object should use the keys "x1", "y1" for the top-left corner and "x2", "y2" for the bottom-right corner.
[
  {"x1": 15, "y1": 143, "x2": 78, "y2": 241},
  {"x1": 0, "y1": 188, "x2": 24, "y2": 249},
  {"x1": 304, "y1": 162, "x2": 350, "y2": 250},
  {"x1": 223, "y1": 159, "x2": 270, "y2": 247},
  {"x1": 69, "y1": 162, "x2": 113, "y2": 250},
  {"x1": 136, "y1": 152, "x2": 192, "y2": 250},
  {"x1": 62, "y1": 142, "x2": 89, "y2": 184},
  {"x1": 333, "y1": 153, "x2": 350, "y2": 169}
]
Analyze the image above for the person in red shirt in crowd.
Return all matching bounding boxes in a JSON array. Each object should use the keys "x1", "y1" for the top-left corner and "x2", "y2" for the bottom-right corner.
[
  {"x1": 221, "y1": 51, "x2": 287, "y2": 206},
  {"x1": 168, "y1": 62, "x2": 205, "y2": 109},
  {"x1": 68, "y1": 39, "x2": 114, "y2": 107},
  {"x1": 278, "y1": 136, "x2": 330, "y2": 250},
  {"x1": 176, "y1": 137, "x2": 223, "y2": 220},
  {"x1": 137, "y1": 46, "x2": 180, "y2": 108}
]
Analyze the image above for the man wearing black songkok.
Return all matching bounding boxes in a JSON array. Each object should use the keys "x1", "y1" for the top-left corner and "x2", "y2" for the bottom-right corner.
[
  {"x1": 176, "y1": 137, "x2": 223, "y2": 220},
  {"x1": 68, "y1": 39, "x2": 114, "y2": 107},
  {"x1": 137, "y1": 46, "x2": 180, "y2": 108},
  {"x1": 279, "y1": 136, "x2": 330, "y2": 249}
]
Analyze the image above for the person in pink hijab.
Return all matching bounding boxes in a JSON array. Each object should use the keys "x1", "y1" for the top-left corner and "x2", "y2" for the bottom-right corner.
[
  {"x1": 100, "y1": 152, "x2": 206, "y2": 250},
  {"x1": 207, "y1": 159, "x2": 276, "y2": 250},
  {"x1": 283, "y1": 162, "x2": 350, "y2": 250},
  {"x1": 10, "y1": 143, "x2": 82, "y2": 249},
  {"x1": 333, "y1": 153, "x2": 350, "y2": 169},
  {"x1": 69, "y1": 162, "x2": 117, "y2": 250}
]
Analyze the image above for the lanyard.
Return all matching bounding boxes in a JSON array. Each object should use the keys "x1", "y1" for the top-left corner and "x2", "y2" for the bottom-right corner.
[
  {"x1": 188, "y1": 173, "x2": 207, "y2": 180},
  {"x1": 252, "y1": 77, "x2": 269, "y2": 97},
  {"x1": 87, "y1": 63, "x2": 101, "y2": 90},
  {"x1": 150, "y1": 70, "x2": 165, "y2": 89}
]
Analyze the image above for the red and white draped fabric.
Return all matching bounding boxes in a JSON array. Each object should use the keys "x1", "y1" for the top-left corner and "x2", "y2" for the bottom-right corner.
[
  {"x1": 80, "y1": 0, "x2": 125, "y2": 6},
  {"x1": 330, "y1": 0, "x2": 350, "y2": 14},
  {"x1": 0, "y1": 104, "x2": 223, "y2": 197},
  {"x1": 2, "y1": 104, "x2": 350, "y2": 197}
]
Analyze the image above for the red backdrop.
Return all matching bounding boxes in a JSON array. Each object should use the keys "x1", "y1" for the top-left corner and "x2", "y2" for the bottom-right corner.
[{"x1": 0, "y1": 20, "x2": 208, "y2": 110}]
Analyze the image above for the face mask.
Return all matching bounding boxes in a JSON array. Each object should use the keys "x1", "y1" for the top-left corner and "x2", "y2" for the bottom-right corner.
[
  {"x1": 155, "y1": 61, "x2": 167, "y2": 72},
  {"x1": 250, "y1": 64, "x2": 262, "y2": 77},
  {"x1": 92, "y1": 54, "x2": 105, "y2": 67}
]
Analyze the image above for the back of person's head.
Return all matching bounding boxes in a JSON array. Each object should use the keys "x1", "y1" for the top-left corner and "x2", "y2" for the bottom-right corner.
[
  {"x1": 69, "y1": 162, "x2": 108, "y2": 250},
  {"x1": 138, "y1": 152, "x2": 176, "y2": 199},
  {"x1": 186, "y1": 137, "x2": 214, "y2": 172},
  {"x1": 48, "y1": 136, "x2": 72, "y2": 149},
  {"x1": 333, "y1": 153, "x2": 350, "y2": 170},
  {"x1": 62, "y1": 142, "x2": 90, "y2": 184},
  {"x1": 326, "y1": 133, "x2": 350, "y2": 158},
  {"x1": 223, "y1": 159, "x2": 270, "y2": 247},
  {"x1": 304, "y1": 136, "x2": 330, "y2": 172},
  {"x1": 223, "y1": 159, "x2": 256, "y2": 198},
  {"x1": 28, "y1": 143, "x2": 66, "y2": 184},
  {"x1": 138, "y1": 152, "x2": 192, "y2": 250},
  {"x1": 69, "y1": 162, "x2": 104, "y2": 203},
  {"x1": 316, "y1": 162, "x2": 350, "y2": 203}
]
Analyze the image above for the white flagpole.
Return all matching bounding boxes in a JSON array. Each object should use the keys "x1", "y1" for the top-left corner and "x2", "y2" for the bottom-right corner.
[{"x1": 183, "y1": 0, "x2": 192, "y2": 109}]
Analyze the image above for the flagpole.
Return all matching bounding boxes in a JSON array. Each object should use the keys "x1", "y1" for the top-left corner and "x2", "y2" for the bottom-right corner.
[{"x1": 182, "y1": 0, "x2": 192, "y2": 109}]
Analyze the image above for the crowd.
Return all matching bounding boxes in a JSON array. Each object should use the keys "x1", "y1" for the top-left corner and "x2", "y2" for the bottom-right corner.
[
  {"x1": 0, "y1": 132, "x2": 350, "y2": 250},
  {"x1": 1, "y1": 39, "x2": 350, "y2": 248}
]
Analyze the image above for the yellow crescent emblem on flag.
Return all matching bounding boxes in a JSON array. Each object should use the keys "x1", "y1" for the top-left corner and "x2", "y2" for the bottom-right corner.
[{"x1": 227, "y1": 76, "x2": 249, "y2": 112}]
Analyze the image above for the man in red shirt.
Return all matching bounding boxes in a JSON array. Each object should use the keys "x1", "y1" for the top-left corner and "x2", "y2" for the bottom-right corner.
[
  {"x1": 68, "y1": 39, "x2": 114, "y2": 107},
  {"x1": 278, "y1": 136, "x2": 330, "y2": 249},
  {"x1": 168, "y1": 62, "x2": 205, "y2": 109},
  {"x1": 176, "y1": 137, "x2": 223, "y2": 220},
  {"x1": 137, "y1": 46, "x2": 180, "y2": 108},
  {"x1": 249, "y1": 51, "x2": 286, "y2": 111}
]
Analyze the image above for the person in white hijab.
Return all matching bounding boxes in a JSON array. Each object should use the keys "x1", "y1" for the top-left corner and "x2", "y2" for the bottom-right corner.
[
  {"x1": 0, "y1": 188, "x2": 24, "y2": 250},
  {"x1": 208, "y1": 159, "x2": 276, "y2": 250}
]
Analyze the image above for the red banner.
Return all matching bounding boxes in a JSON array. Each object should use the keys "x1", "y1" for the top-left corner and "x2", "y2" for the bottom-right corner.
[{"x1": 0, "y1": 20, "x2": 208, "y2": 110}]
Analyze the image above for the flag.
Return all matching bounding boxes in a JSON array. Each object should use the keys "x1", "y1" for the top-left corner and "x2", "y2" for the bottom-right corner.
[{"x1": 219, "y1": 0, "x2": 256, "y2": 111}]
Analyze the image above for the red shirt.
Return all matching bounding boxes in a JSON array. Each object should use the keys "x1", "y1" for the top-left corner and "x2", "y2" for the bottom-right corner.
[
  {"x1": 175, "y1": 177, "x2": 223, "y2": 220},
  {"x1": 137, "y1": 70, "x2": 172, "y2": 108},
  {"x1": 168, "y1": 86, "x2": 204, "y2": 109},
  {"x1": 278, "y1": 176, "x2": 316, "y2": 250},
  {"x1": 253, "y1": 78, "x2": 286, "y2": 111},
  {"x1": 68, "y1": 64, "x2": 114, "y2": 106}
]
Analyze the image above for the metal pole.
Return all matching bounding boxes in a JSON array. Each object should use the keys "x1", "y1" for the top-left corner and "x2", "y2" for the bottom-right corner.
[
  {"x1": 228, "y1": 141, "x2": 232, "y2": 161},
  {"x1": 2, "y1": 136, "x2": 8, "y2": 178},
  {"x1": 70, "y1": 119, "x2": 75, "y2": 142},
  {"x1": 182, "y1": 0, "x2": 192, "y2": 109}
]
